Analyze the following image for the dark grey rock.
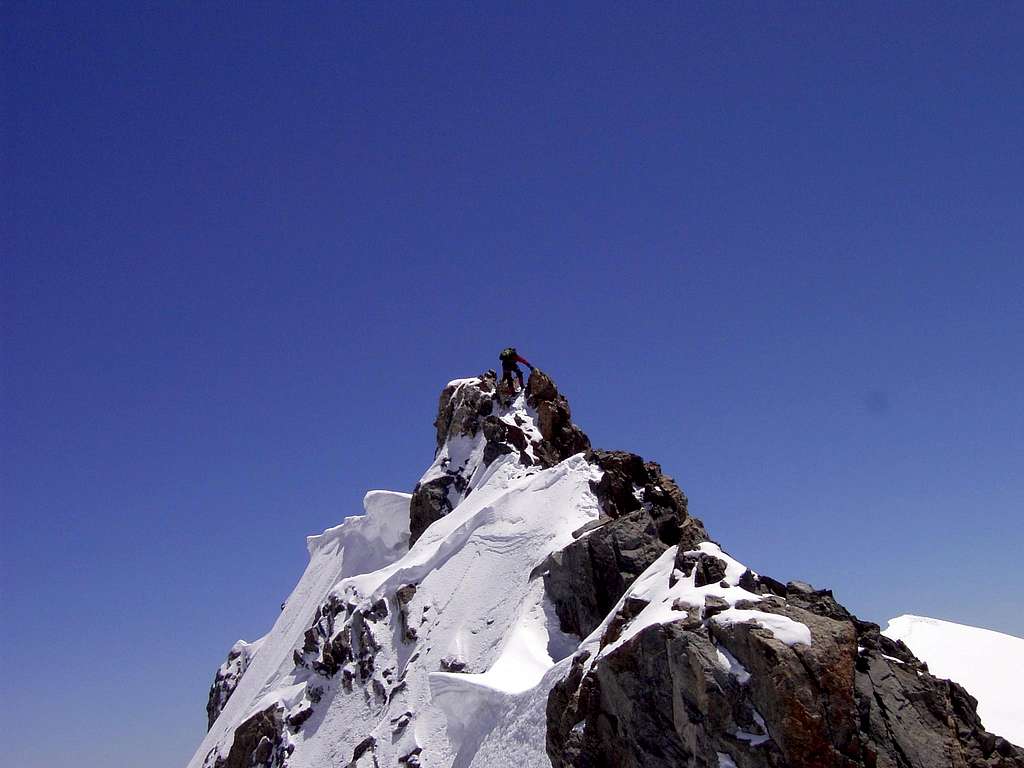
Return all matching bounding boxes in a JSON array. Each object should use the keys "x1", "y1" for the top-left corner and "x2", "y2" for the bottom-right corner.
[
  {"x1": 542, "y1": 508, "x2": 668, "y2": 638},
  {"x1": 738, "y1": 569, "x2": 788, "y2": 597},
  {"x1": 440, "y1": 655, "x2": 467, "y2": 672},
  {"x1": 396, "y1": 583, "x2": 418, "y2": 641},
  {"x1": 213, "y1": 705, "x2": 287, "y2": 768},
  {"x1": 703, "y1": 595, "x2": 729, "y2": 618},
  {"x1": 585, "y1": 449, "x2": 698, "y2": 547},
  {"x1": 409, "y1": 475, "x2": 463, "y2": 546},
  {"x1": 547, "y1": 622, "x2": 786, "y2": 768},
  {"x1": 547, "y1": 588, "x2": 1024, "y2": 768},
  {"x1": 206, "y1": 643, "x2": 256, "y2": 730},
  {"x1": 600, "y1": 595, "x2": 650, "y2": 647},
  {"x1": 786, "y1": 580, "x2": 815, "y2": 595},
  {"x1": 543, "y1": 449, "x2": 707, "y2": 639},
  {"x1": 286, "y1": 706, "x2": 313, "y2": 731},
  {"x1": 676, "y1": 549, "x2": 729, "y2": 587},
  {"x1": 346, "y1": 736, "x2": 378, "y2": 768}
]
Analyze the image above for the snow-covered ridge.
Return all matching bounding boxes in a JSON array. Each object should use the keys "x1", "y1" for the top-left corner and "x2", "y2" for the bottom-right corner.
[
  {"x1": 192, "y1": 488, "x2": 413, "y2": 768},
  {"x1": 884, "y1": 614, "x2": 1024, "y2": 747},
  {"x1": 307, "y1": 490, "x2": 411, "y2": 557},
  {"x1": 191, "y1": 371, "x2": 1024, "y2": 768},
  {"x1": 189, "y1": 378, "x2": 599, "y2": 768}
]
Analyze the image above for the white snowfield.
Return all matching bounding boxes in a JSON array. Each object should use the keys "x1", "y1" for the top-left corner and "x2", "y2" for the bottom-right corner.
[{"x1": 883, "y1": 615, "x2": 1024, "y2": 747}]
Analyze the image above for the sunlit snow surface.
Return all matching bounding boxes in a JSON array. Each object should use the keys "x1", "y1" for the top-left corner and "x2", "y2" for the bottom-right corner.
[{"x1": 883, "y1": 615, "x2": 1023, "y2": 747}]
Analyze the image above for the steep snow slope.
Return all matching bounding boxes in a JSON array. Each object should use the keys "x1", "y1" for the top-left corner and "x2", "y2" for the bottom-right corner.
[
  {"x1": 884, "y1": 615, "x2": 1023, "y2": 747},
  {"x1": 289, "y1": 454, "x2": 599, "y2": 767},
  {"x1": 189, "y1": 379, "x2": 602, "y2": 768},
  {"x1": 192, "y1": 489, "x2": 411, "y2": 767}
]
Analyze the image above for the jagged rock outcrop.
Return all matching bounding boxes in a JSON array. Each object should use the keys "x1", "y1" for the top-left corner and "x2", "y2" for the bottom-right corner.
[
  {"x1": 294, "y1": 593, "x2": 393, "y2": 696},
  {"x1": 206, "y1": 639, "x2": 261, "y2": 730},
  {"x1": 408, "y1": 474, "x2": 463, "y2": 548},
  {"x1": 432, "y1": 371, "x2": 498, "y2": 452},
  {"x1": 543, "y1": 449, "x2": 708, "y2": 638},
  {"x1": 546, "y1": 578, "x2": 1024, "y2": 768},
  {"x1": 208, "y1": 704, "x2": 288, "y2": 768},
  {"x1": 525, "y1": 369, "x2": 591, "y2": 466},
  {"x1": 536, "y1": 399, "x2": 1022, "y2": 768},
  {"x1": 409, "y1": 370, "x2": 589, "y2": 544}
]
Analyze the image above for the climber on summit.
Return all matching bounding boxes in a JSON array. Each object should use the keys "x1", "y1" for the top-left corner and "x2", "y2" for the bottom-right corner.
[{"x1": 499, "y1": 346, "x2": 533, "y2": 390}]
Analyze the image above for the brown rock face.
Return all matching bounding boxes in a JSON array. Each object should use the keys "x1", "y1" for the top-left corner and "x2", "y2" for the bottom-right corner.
[
  {"x1": 212, "y1": 705, "x2": 287, "y2": 768},
  {"x1": 709, "y1": 600, "x2": 862, "y2": 767},
  {"x1": 541, "y1": 439, "x2": 1022, "y2": 768},
  {"x1": 409, "y1": 474, "x2": 464, "y2": 547},
  {"x1": 525, "y1": 369, "x2": 591, "y2": 465},
  {"x1": 546, "y1": 579, "x2": 1024, "y2": 768}
]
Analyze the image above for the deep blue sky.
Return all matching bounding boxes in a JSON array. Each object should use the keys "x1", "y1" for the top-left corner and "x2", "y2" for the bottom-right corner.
[{"x1": 3, "y1": 3, "x2": 1022, "y2": 767}]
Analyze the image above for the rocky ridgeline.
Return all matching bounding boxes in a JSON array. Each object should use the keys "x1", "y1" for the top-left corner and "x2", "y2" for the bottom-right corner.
[
  {"x1": 535, "y1": 424, "x2": 1022, "y2": 767},
  {"x1": 547, "y1": 577, "x2": 1023, "y2": 768},
  {"x1": 410, "y1": 369, "x2": 590, "y2": 544},
  {"x1": 542, "y1": 449, "x2": 709, "y2": 639},
  {"x1": 203, "y1": 371, "x2": 1023, "y2": 768}
]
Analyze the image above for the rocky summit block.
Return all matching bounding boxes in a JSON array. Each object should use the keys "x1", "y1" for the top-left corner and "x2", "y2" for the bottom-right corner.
[
  {"x1": 409, "y1": 369, "x2": 591, "y2": 544},
  {"x1": 432, "y1": 372, "x2": 498, "y2": 453},
  {"x1": 525, "y1": 369, "x2": 591, "y2": 465}
]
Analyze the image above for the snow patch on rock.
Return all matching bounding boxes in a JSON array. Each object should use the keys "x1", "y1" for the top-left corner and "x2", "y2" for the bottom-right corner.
[{"x1": 712, "y1": 608, "x2": 813, "y2": 647}]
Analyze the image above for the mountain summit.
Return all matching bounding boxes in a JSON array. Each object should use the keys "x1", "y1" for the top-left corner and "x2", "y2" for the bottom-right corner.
[{"x1": 189, "y1": 370, "x2": 1022, "y2": 768}]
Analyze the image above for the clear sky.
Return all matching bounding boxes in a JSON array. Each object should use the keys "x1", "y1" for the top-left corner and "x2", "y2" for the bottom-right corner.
[{"x1": 3, "y1": 3, "x2": 1022, "y2": 767}]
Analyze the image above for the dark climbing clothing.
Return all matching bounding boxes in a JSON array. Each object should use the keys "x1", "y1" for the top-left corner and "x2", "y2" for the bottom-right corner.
[
  {"x1": 498, "y1": 347, "x2": 533, "y2": 390},
  {"x1": 501, "y1": 365, "x2": 525, "y2": 389},
  {"x1": 499, "y1": 347, "x2": 533, "y2": 370}
]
